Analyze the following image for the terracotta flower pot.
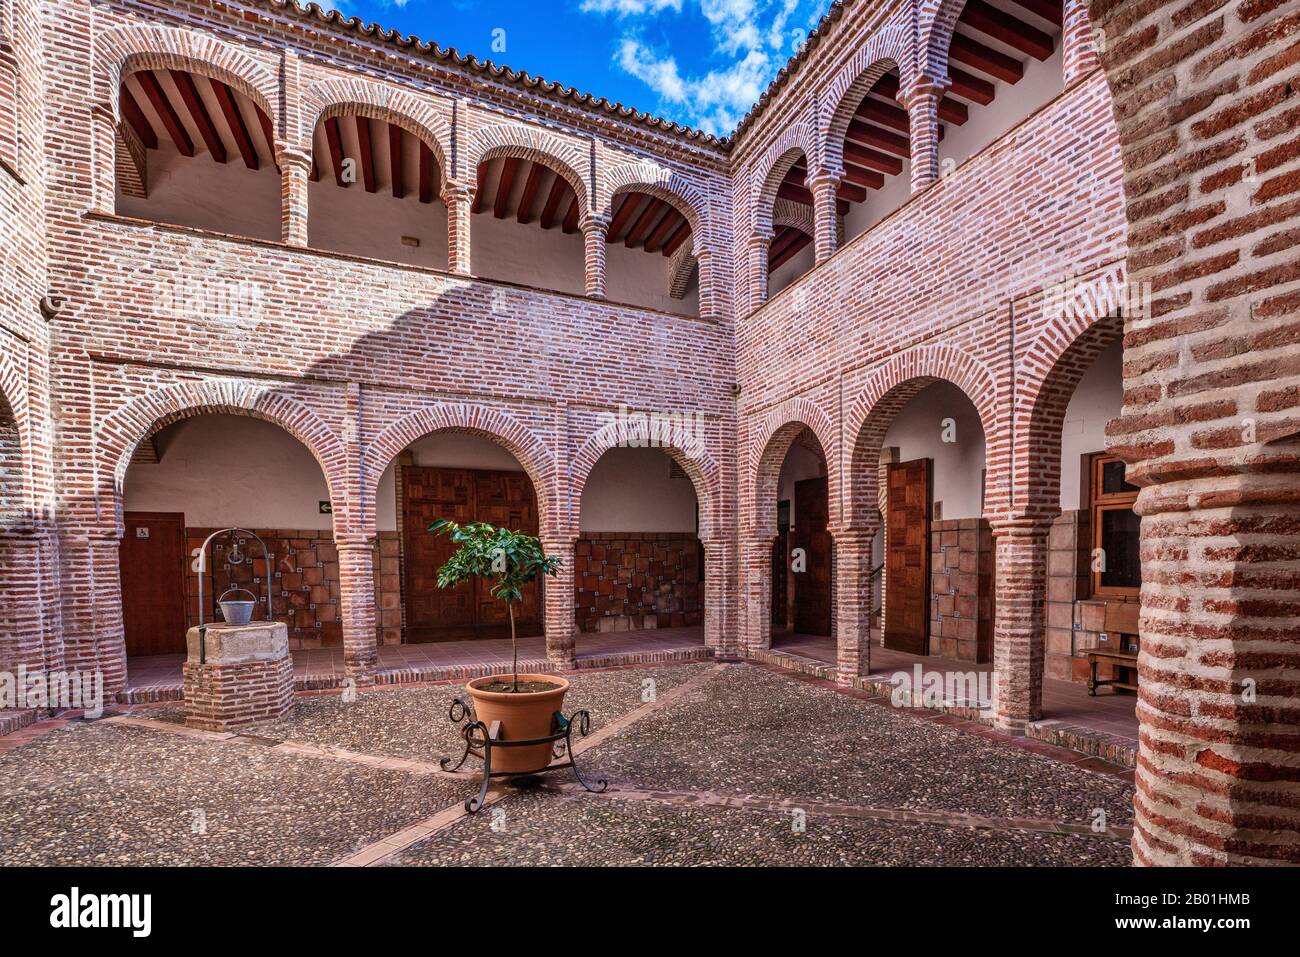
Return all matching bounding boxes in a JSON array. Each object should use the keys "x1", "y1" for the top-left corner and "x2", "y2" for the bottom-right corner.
[{"x1": 464, "y1": 673, "x2": 570, "y2": 774}]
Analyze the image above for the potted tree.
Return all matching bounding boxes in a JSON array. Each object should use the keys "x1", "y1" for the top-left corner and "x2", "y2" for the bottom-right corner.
[{"x1": 431, "y1": 519, "x2": 564, "y2": 773}]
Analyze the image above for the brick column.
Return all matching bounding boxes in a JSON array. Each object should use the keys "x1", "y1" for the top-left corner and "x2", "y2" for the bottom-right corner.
[
  {"x1": 335, "y1": 534, "x2": 377, "y2": 686},
  {"x1": 1062, "y1": 0, "x2": 1100, "y2": 86},
  {"x1": 1129, "y1": 477, "x2": 1300, "y2": 865},
  {"x1": 898, "y1": 77, "x2": 948, "y2": 193},
  {"x1": 694, "y1": 246, "x2": 714, "y2": 321},
  {"x1": 740, "y1": 536, "x2": 775, "y2": 653},
  {"x1": 701, "y1": 538, "x2": 729, "y2": 655},
  {"x1": 442, "y1": 179, "x2": 473, "y2": 274},
  {"x1": 91, "y1": 103, "x2": 117, "y2": 215},
  {"x1": 989, "y1": 518, "x2": 1050, "y2": 732},
  {"x1": 746, "y1": 230, "x2": 771, "y2": 312},
  {"x1": 833, "y1": 527, "x2": 875, "y2": 684},
  {"x1": 543, "y1": 534, "x2": 577, "y2": 669},
  {"x1": 278, "y1": 145, "x2": 311, "y2": 247},
  {"x1": 807, "y1": 169, "x2": 841, "y2": 263},
  {"x1": 581, "y1": 214, "x2": 609, "y2": 299},
  {"x1": 0, "y1": 529, "x2": 58, "y2": 678}
]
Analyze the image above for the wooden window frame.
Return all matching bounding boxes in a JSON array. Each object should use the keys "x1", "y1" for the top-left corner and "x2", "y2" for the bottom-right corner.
[{"x1": 1088, "y1": 452, "x2": 1140, "y2": 599}]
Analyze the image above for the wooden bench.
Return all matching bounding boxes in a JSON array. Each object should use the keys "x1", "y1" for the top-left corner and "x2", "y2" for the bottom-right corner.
[{"x1": 1087, "y1": 600, "x2": 1140, "y2": 696}]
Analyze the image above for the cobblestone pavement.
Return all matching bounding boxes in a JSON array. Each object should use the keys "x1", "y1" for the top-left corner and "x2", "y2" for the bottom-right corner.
[
  {"x1": 141, "y1": 664, "x2": 710, "y2": 764},
  {"x1": 392, "y1": 787, "x2": 1132, "y2": 867},
  {"x1": 0, "y1": 723, "x2": 465, "y2": 866},
  {"x1": 0, "y1": 662, "x2": 1134, "y2": 866},
  {"x1": 588, "y1": 665, "x2": 1136, "y2": 827}
]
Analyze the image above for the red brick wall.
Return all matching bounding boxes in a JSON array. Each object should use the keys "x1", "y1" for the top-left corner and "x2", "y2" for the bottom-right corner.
[
  {"x1": 1087, "y1": 0, "x2": 1300, "y2": 865},
  {"x1": 574, "y1": 532, "x2": 703, "y2": 633}
]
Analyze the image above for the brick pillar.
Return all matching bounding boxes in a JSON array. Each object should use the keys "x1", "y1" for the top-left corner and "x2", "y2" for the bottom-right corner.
[
  {"x1": 898, "y1": 77, "x2": 948, "y2": 193},
  {"x1": 581, "y1": 214, "x2": 609, "y2": 299},
  {"x1": 0, "y1": 530, "x2": 57, "y2": 679},
  {"x1": 746, "y1": 230, "x2": 771, "y2": 312},
  {"x1": 834, "y1": 528, "x2": 875, "y2": 684},
  {"x1": 442, "y1": 179, "x2": 473, "y2": 274},
  {"x1": 1130, "y1": 478, "x2": 1300, "y2": 865},
  {"x1": 701, "y1": 538, "x2": 729, "y2": 655},
  {"x1": 694, "y1": 247, "x2": 714, "y2": 321},
  {"x1": 91, "y1": 103, "x2": 117, "y2": 215},
  {"x1": 336, "y1": 534, "x2": 377, "y2": 686},
  {"x1": 807, "y1": 170, "x2": 841, "y2": 263},
  {"x1": 989, "y1": 518, "x2": 1050, "y2": 732},
  {"x1": 741, "y1": 536, "x2": 774, "y2": 653},
  {"x1": 1062, "y1": 0, "x2": 1100, "y2": 86},
  {"x1": 543, "y1": 534, "x2": 577, "y2": 668},
  {"x1": 278, "y1": 145, "x2": 311, "y2": 247}
]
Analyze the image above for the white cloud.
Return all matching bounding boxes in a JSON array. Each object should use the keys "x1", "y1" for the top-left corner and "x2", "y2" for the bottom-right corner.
[
  {"x1": 598, "y1": 0, "x2": 824, "y2": 133},
  {"x1": 618, "y1": 38, "x2": 771, "y2": 134},
  {"x1": 581, "y1": 0, "x2": 684, "y2": 14}
]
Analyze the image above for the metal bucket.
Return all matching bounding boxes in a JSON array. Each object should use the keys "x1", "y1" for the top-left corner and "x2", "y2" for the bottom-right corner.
[{"x1": 217, "y1": 587, "x2": 257, "y2": 626}]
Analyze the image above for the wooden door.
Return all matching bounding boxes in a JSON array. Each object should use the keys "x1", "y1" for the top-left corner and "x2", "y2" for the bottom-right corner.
[
  {"x1": 884, "y1": 459, "x2": 931, "y2": 655},
  {"x1": 793, "y1": 477, "x2": 832, "y2": 636},
  {"x1": 120, "y1": 512, "x2": 188, "y2": 657},
  {"x1": 401, "y1": 466, "x2": 541, "y2": 642},
  {"x1": 472, "y1": 470, "x2": 541, "y2": 636},
  {"x1": 770, "y1": 507, "x2": 789, "y2": 629}
]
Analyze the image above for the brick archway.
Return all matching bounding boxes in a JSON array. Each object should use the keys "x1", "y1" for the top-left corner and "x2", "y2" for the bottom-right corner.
[
  {"x1": 747, "y1": 397, "x2": 838, "y2": 538},
  {"x1": 570, "y1": 416, "x2": 720, "y2": 541},
  {"x1": 1016, "y1": 265, "x2": 1127, "y2": 519},
  {"x1": 96, "y1": 23, "x2": 279, "y2": 127},
  {"x1": 302, "y1": 77, "x2": 452, "y2": 172},
  {"x1": 845, "y1": 344, "x2": 1001, "y2": 529},
  {"x1": 99, "y1": 381, "x2": 349, "y2": 532},
  {"x1": 598, "y1": 162, "x2": 707, "y2": 240},
  {"x1": 363, "y1": 403, "x2": 558, "y2": 535},
  {"x1": 468, "y1": 125, "x2": 590, "y2": 215}
]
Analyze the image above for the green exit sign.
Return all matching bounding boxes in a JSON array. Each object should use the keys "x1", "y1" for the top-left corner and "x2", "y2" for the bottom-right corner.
[{"x1": 319, "y1": 501, "x2": 332, "y2": 514}]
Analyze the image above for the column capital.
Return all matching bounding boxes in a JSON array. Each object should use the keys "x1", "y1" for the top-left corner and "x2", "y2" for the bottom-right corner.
[
  {"x1": 276, "y1": 144, "x2": 312, "y2": 172},
  {"x1": 747, "y1": 227, "x2": 774, "y2": 247},
  {"x1": 579, "y1": 212, "x2": 611, "y2": 236},
  {"x1": 440, "y1": 178, "x2": 474, "y2": 203},
  {"x1": 806, "y1": 167, "x2": 842, "y2": 192},
  {"x1": 334, "y1": 532, "x2": 378, "y2": 552},
  {"x1": 987, "y1": 514, "x2": 1054, "y2": 538},
  {"x1": 828, "y1": 524, "x2": 878, "y2": 545},
  {"x1": 897, "y1": 74, "x2": 951, "y2": 110}
]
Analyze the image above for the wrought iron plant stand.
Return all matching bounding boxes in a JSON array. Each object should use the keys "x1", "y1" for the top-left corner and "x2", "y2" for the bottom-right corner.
[{"x1": 440, "y1": 696, "x2": 608, "y2": 813}]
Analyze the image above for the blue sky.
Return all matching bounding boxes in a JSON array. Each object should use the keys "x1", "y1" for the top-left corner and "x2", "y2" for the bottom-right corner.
[{"x1": 321, "y1": 0, "x2": 832, "y2": 136}]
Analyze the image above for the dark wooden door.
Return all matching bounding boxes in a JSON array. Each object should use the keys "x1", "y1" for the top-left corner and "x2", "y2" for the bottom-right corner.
[
  {"x1": 770, "y1": 512, "x2": 789, "y2": 629},
  {"x1": 884, "y1": 459, "x2": 931, "y2": 655},
  {"x1": 401, "y1": 466, "x2": 541, "y2": 642},
  {"x1": 120, "y1": 512, "x2": 188, "y2": 657},
  {"x1": 793, "y1": 477, "x2": 832, "y2": 636}
]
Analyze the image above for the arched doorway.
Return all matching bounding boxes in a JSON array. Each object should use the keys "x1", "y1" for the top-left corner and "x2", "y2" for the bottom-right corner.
[
  {"x1": 574, "y1": 445, "x2": 708, "y2": 660},
  {"x1": 119, "y1": 414, "x2": 339, "y2": 685},
  {"x1": 769, "y1": 428, "x2": 833, "y2": 659},
  {"x1": 373, "y1": 431, "x2": 542, "y2": 645}
]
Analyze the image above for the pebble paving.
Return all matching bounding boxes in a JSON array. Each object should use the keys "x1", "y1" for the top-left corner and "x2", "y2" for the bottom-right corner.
[
  {"x1": 588, "y1": 665, "x2": 1136, "y2": 827},
  {"x1": 392, "y1": 788, "x2": 1132, "y2": 867},
  {"x1": 0, "y1": 723, "x2": 463, "y2": 866},
  {"x1": 1, "y1": 662, "x2": 1136, "y2": 865},
  {"x1": 142, "y1": 664, "x2": 711, "y2": 764}
]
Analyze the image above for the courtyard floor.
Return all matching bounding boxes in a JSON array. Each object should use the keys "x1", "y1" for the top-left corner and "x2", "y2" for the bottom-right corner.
[{"x1": 0, "y1": 661, "x2": 1135, "y2": 866}]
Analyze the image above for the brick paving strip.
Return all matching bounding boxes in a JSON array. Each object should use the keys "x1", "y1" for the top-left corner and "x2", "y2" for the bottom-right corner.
[
  {"x1": 533, "y1": 781, "x2": 1135, "y2": 844},
  {"x1": 329, "y1": 662, "x2": 731, "y2": 866}
]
